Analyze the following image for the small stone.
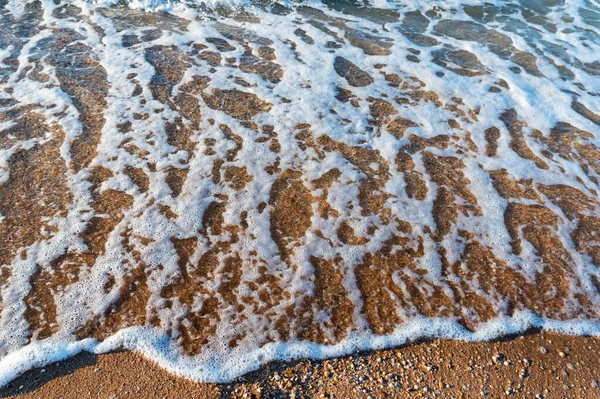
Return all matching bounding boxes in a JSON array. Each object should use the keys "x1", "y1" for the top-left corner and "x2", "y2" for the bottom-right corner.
[
  {"x1": 520, "y1": 369, "x2": 529, "y2": 379},
  {"x1": 492, "y1": 353, "x2": 506, "y2": 363}
]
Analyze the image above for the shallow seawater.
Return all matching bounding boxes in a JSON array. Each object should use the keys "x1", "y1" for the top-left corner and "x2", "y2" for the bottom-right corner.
[{"x1": 0, "y1": 0, "x2": 599, "y2": 385}]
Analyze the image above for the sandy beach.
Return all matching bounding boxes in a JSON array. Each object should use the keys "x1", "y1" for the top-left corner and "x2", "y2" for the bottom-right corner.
[
  {"x1": 2, "y1": 332, "x2": 600, "y2": 398},
  {"x1": 1, "y1": 0, "x2": 600, "y2": 394}
]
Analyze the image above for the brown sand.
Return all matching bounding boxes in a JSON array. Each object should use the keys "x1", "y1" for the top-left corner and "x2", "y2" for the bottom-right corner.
[{"x1": 2, "y1": 332, "x2": 599, "y2": 398}]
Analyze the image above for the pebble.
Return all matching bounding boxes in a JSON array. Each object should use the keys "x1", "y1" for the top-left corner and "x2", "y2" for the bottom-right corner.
[
  {"x1": 492, "y1": 353, "x2": 506, "y2": 363},
  {"x1": 519, "y1": 369, "x2": 529, "y2": 379}
]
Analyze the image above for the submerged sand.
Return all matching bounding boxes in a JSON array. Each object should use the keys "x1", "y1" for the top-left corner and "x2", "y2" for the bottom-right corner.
[{"x1": 2, "y1": 332, "x2": 600, "y2": 398}]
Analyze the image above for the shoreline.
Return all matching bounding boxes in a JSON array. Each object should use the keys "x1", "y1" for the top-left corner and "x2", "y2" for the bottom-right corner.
[{"x1": 2, "y1": 331, "x2": 599, "y2": 398}]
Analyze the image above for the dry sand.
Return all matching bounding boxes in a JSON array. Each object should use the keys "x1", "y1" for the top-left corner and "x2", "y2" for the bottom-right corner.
[{"x1": 2, "y1": 332, "x2": 599, "y2": 398}]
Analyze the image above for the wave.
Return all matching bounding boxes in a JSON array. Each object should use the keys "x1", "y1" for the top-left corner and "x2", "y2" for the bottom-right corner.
[
  {"x1": 87, "y1": 0, "x2": 403, "y2": 12},
  {"x1": 89, "y1": 0, "x2": 249, "y2": 10}
]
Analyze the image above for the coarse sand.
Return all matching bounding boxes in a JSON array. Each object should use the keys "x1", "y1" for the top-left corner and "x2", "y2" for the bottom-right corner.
[{"x1": 2, "y1": 332, "x2": 599, "y2": 398}]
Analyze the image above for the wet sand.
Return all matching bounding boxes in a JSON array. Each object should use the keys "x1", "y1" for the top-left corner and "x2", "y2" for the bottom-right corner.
[{"x1": 2, "y1": 332, "x2": 599, "y2": 398}]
